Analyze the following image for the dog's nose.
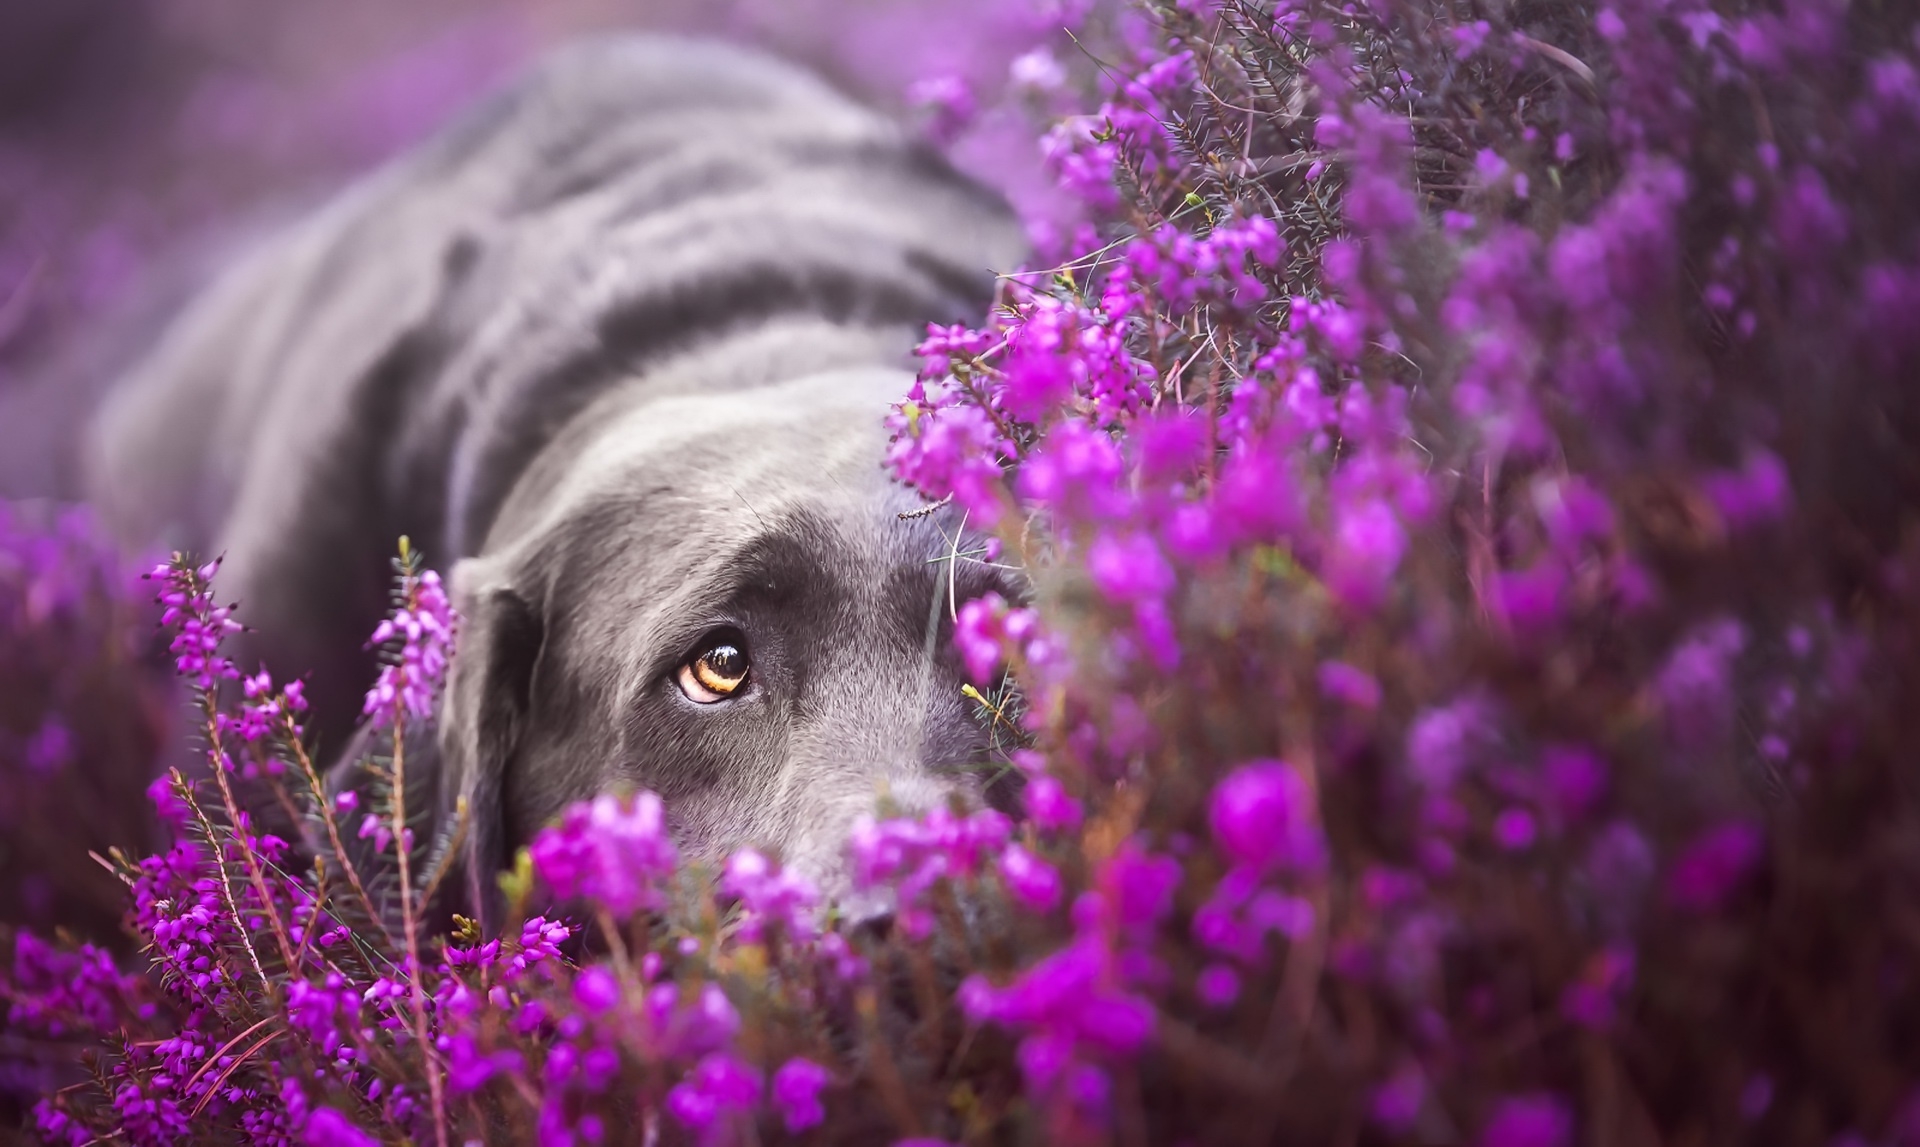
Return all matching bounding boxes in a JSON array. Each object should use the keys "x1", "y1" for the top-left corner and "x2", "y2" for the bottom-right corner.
[
  {"x1": 835, "y1": 885, "x2": 896, "y2": 942},
  {"x1": 849, "y1": 909, "x2": 895, "y2": 944}
]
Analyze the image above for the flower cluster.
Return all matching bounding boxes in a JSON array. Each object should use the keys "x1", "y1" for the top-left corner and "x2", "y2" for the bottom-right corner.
[
  {"x1": 362, "y1": 546, "x2": 456, "y2": 728},
  {"x1": 528, "y1": 792, "x2": 679, "y2": 919},
  {"x1": 7, "y1": 0, "x2": 1920, "y2": 1143},
  {"x1": 0, "y1": 503, "x2": 165, "y2": 942}
]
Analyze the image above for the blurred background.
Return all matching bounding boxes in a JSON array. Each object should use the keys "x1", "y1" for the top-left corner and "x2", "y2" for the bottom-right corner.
[{"x1": 0, "y1": 0, "x2": 1071, "y2": 497}]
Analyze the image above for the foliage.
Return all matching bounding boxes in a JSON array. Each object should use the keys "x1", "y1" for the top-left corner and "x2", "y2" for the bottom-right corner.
[{"x1": 6, "y1": 0, "x2": 1920, "y2": 1143}]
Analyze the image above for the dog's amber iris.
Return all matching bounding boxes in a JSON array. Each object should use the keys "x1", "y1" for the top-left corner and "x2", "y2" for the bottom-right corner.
[{"x1": 677, "y1": 635, "x2": 749, "y2": 703}]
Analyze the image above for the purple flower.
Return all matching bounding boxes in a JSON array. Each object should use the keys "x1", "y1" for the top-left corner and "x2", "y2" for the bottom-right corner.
[
  {"x1": 445, "y1": 1033, "x2": 524, "y2": 1095},
  {"x1": 529, "y1": 791, "x2": 679, "y2": 918},
  {"x1": 22, "y1": 719, "x2": 72, "y2": 774},
  {"x1": 1371, "y1": 1066, "x2": 1427, "y2": 1132},
  {"x1": 1492, "y1": 808, "x2": 1537, "y2": 850},
  {"x1": 720, "y1": 848, "x2": 820, "y2": 942},
  {"x1": 303, "y1": 1107, "x2": 379, "y2": 1147},
  {"x1": 1667, "y1": 821, "x2": 1765, "y2": 912},
  {"x1": 1703, "y1": 451, "x2": 1790, "y2": 530},
  {"x1": 1323, "y1": 497, "x2": 1406, "y2": 610},
  {"x1": 1087, "y1": 531, "x2": 1175, "y2": 604},
  {"x1": 1009, "y1": 46, "x2": 1065, "y2": 92},
  {"x1": 1559, "y1": 945, "x2": 1635, "y2": 1029},
  {"x1": 1452, "y1": 18, "x2": 1493, "y2": 56},
  {"x1": 667, "y1": 1052, "x2": 763, "y2": 1139},
  {"x1": 1022, "y1": 774, "x2": 1084, "y2": 833},
  {"x1": 573, "y1": 966, "x2": 621, "y2": 1014},
  {"x1": 914, "y1": 322, "x2": 996, "y2": 377},
  {"x1": 1406, "y1": 697, "x2": 1497, "y2": 791},
  {"x1": 645, "y1": 982, "x2": 741, "y2": 1059},
  {"x1": 886, "y1": 382, "x2": 1011, "y2": 522},
  {"x1": 1000, "y1": 844, "x2": 1063, "y2": 912},
  {"x1": 1493, "y1": 563, "x2": 1565, "y2": 633},
  {"x1": 148, "y1": 558, "x2": 243, "y2": 690},
  {"x1": 906, "y1": 74, "x2": 976, "y2": 147},
  {"x1": 1585, "y1": 821, "x2": 1657, "y2": 935},
  {"x1": 1196, "y1": 964, "x2": 1240, "y2": 1008},
  {"x1": 1318, "y1": 660, "x2": 1382, "y2": 709},
  {"x1": 1541, "y1": 746, "x2": 1607, "y2": 823},
  {"x1": 771, "y1": 1057, "x2": 832, "y2": 1133},
  {"x1": 1209, "y1": 761, "x2": 1325, "y2": 873},
  {"x1": 959, "y1": 938, "x2": 1156, "y2": 1057},
  {"x1": 1016, "y1": 419, "x2": 1127, "y2": 517},
  {"x1": 7, "y1": 933, "x2": 134, "y2": 1037},
  {"x1": 1096, "y1": 845, "x2": 1183, "y2": 935},
  {"x1": 362, "y1": 567, "x2": 457, "y2": 727},
  {"x1": 849, "y1": 806, "x2": 1011, "y2": 939},
  {"x1": 954, "y1": 592, "x2": 1012, "y2": 683},
  {"x1": 1481, "y1": 1094, "x2": 1574, "y2": 1147},
  {"x1": 510, "y1": 915, "x2": 572, "y2": 978}
]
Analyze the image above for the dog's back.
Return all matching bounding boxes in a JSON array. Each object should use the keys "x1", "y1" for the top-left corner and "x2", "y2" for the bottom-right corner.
[{"x1": 87, "y1": 37, "x2": 1027, "y2": 751}]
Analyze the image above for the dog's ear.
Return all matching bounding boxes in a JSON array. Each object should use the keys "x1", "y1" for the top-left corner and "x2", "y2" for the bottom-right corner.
[{"x1": 440, "y1": 557, "x2": 546, "y2": 935}]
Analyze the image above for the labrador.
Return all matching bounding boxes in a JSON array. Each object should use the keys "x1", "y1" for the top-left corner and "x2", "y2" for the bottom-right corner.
[{"x1": 83, "y1": 36, "x2": 1029, "y2": 930}]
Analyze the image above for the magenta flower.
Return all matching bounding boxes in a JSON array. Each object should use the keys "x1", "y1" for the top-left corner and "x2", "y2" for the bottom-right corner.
[
  {"x1": 573, "y1": 966, "x2": 620, "y2": 1015},
  {"x1": 148, "y1": 558, "x2": 242, "y2": 690},
  {"x1": 1559, "y1": 945, "x2": 1636, "y2": 1029},
  {"x1": 959, "y1": 937, "x2": 1157, "y2": 1060},
  {"x1": 528, "y1": 791, "x2": 679, "y2": 918},
  {"x1": 645, "y1": 982, "x2": 740, "y2": 1059},
  {"x1": 719, "y1": 848, "x2": 820, "y2": 942},
  {"x1": 1541, "y1": 746, "x2": 1607, "y2": 823},
  {"x1": 1196, "y1": 964, "x2": 1240, "y2": 1008},
  {"x1": 1022, "y1": 774, "x2": 1084, "y2": 833},
  {"x1": 509, "y1": 915, "x2": 571, "y2": 978},
  {"x1": 22, "y1": 719, "x2": 71, "y2": 774},
  {"x1": 849, "y1": 806, "x2": 1011, "y2": 938},
  {"x1": 771, "y1": 1057, "x2": 832, "y2": 1133},
  {"x1": 666, "y1": 1052, "x2": 763, "y2": 1140},
  {"x1": 1371, "y1": 1066, "x2": 1427, "y2": 1132},
  {"x1": 914, "y1": 322, "x2": 996, "y2": 377},
  {"x1": 1318, "y1": 660, "x2": 1382, "y2": 709},
  {"x1": 1492, "y1": 808, "x2": 1537, "y2": 851},
  {"x1": 1481, "y1": 1094, "x2": 1574, "y2": 1147},
  {"x1": 362, "y1": 567, "x2": 456, "y2": 728},
  {"x1": 1703, "y1": 451, "x2": 1791, "y2": 530},
  {"x1": 906, "y1": 74, "x2": 976, "y2": 147},
  {"x1": 955, "y1": 592, "x2": 1010, "y2": 683},
  {"x1": 1209, "y1": 761, "x2": 1325, "y2": 873},
  {"x1": 1667, "y1": 821, "x2": 1765, "y2": 912},
  {"x1": 1087, "y1": 530, "x2": 1175, "y2": 604},
  {"x1": 999, "y1": 844, "x2": 1063, "y2": 912},
  {"x1": 302, "y1": 1107, "x2": 379, "y2": 1147},
  {"x1": 1323, "y1": 496, "x2": 1407, "y2": 611}
]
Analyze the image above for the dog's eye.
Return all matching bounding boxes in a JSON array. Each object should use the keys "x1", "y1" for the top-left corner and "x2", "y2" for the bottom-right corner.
[{"x1": 676, "y1": 631, "x2": 750, "y2": 703}]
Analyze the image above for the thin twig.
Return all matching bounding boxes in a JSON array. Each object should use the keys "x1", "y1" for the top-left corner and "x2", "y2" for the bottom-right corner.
[
  {"x1": 202, "y1": 700, "x2": 300, "y2": 975},
  {"x1": 289, "y1": 723, "x2": 397, "y2": 949},
  {"x1": 389, "y1": 710, "x2": 451, "y2": 1147}
]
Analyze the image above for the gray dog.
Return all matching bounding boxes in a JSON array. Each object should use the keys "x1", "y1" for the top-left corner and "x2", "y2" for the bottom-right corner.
[{"x1": 83, "y1": 37, "x2": 1029, "y2": 929}]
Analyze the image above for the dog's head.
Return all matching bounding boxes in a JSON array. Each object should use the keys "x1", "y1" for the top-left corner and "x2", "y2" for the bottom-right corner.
[{"x1": 439, "y1": 367, "x2": 1019, "y2": 930}]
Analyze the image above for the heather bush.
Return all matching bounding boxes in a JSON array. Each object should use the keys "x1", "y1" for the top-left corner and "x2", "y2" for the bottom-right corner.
[
  {"x1": 0, "y1": 504, "x2": 167, "y2": 949},
  {"x1": 6, "y1": 0, "x2": 1920, "y2": 1143}
]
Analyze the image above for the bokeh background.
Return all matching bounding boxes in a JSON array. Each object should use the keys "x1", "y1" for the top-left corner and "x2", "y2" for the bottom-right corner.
[{"x1": 0, "y1": 0, "x2": 1071, "y2": 497}]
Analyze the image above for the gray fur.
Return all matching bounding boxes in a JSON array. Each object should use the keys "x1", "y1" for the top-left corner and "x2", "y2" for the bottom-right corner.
[{"x1": 83, "y1": 36, "x2": 1028, "y2": 929}]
